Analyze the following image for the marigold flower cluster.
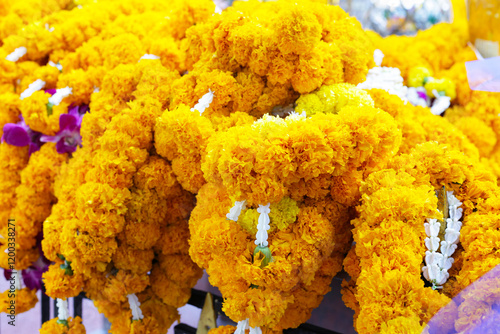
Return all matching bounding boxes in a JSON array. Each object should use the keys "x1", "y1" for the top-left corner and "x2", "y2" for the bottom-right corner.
[
  {"x1": 0, "y1": 0, "x2": 214, "y2": 328},
  {"x1": 0, "y1": 0, "x2": 499, "y2": 333},
  {"x1": 173, "y1": 0, "x2": 374, "y2": 119},
  {"x1": 40, "y1": 316, "x2": 86, "y2": 334},
  {"x1": 369, "y1": 18, "x2": 500, "y2": 179}
]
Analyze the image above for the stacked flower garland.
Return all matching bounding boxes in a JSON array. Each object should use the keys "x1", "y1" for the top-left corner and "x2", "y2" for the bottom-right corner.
[
  {"x1": 0, "y1": 0, "x2": 499, "y2": 333},
  {"x1": 0, "y1": 0, "x2": 215, "y2": 332}
]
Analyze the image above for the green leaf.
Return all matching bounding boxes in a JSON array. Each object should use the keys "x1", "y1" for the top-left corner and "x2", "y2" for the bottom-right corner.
[
  {"x1": 253, "y1": 245, "x2": 273, "y2": 268},
  {"x1": 57, "y1": 319, "x2": 69, "y2": 327},
  {"x1": 46, "y1": 102, "x2": 54, "y2": 116}
]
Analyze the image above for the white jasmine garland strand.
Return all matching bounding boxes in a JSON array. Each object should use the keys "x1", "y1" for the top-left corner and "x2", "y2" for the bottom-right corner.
[
  {"x1": 227, "y1": 200, "x2": 246, "y2": 221},
  {"x1": 48, "y1": 87, "x2": 73, "y2": 106},
  {"x1": 20, "y1": 79, "x2": 46, "y2": 100},
  {"x1": 234, "y1": 319, "x2": 261, "y2": 334},
  {"x1": 14, "y1": 271, "x2": 22, "y2": 290},
  {"x1": 6, "y1": 47, "x2": 27, "y2": 62},
  {"x1": 422, "y1": 191, "x2": 462, "y2": 289},
  {"x1": 56, "y1": 298, "x2": 69, "y2": 321},
  {"x1": 127, "y1": 294, "x2": 144, "y2": 320},
  {"x1": 430, "y1": 89, "x2": 451, "y2": 116},
  {"x1": 191, "y1": 89, "x2": 214, "y2": 116},
  {"x1": 255, "y1": 203, "x2": 271, "y2": 247}
]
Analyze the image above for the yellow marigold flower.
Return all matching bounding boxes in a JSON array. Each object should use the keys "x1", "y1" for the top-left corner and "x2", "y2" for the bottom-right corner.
[
  {"x1": 150, "y1": 264, "x2": 192, "y2": 308},
  {"x1": 238, "y1": 196, "x2": 300, "y2": 235},
  {"x1": 222, "y1": 288, "x2": 292, "y2": 329},
  {"x1": 424, "y1": 77, "x2": 456, "y2": 100},
  {"x1": 0, "y1": 144, "x2": 28, "y2": 230},
  {"x1": 368, "y1": 23, "x2": 468, "y2": 81},
  {"x1": 39, "y1": 316, "x2": 86, "y2": 334},
  {"x1": 101, "y1": 271, "x2": 150, "y2": 305},
  {"x1": 153, "y1": 223, "x2": 191, "y2": 256},
  {"x1": 112, "y1": 243, "x2": 154, "y2": 275},
  {"x1": 43, "y1": 264, "x2": 84, "y2": 299},
  {"x1": 209, "y1": 325, "x2": 236, "y2": 334},
  {"x1": 379, "y1": 315, "x2": 425, "y2": 333},
  {"x1": 453, "y1": 116, "x2": 497, "y2": 157},
  {"x1": 138, "y1": 289, "x2": 180, "y2": 333},
  {"x1": 74, "y1": 182, "x2": 130, "y2": 238},
  {"x1": 295, "y1": 83, "x2": 374, "y2": 116},
  {"x1": 155, "y1": 103, "x2": 215, "y2": 160},
  {"x1": 20, "y1": 90, "x2": 63, "y2": 135},
  {"x1": 343, "y1": 245, "x2": 361, "y2": 282},
  {"x1": 0, "y1": 287, "x2": 37, "y2": 315},
  {"x1": 134, "y1": 60, "x2": 180, "y2": 108},
  {"x1": 407, "y1": 66, "x2": 433, "y2": 87},
  {"x1": 275, "y1": 5, "x2": 321, "y2": 56},
  {"x1": 238, "y1": 208, "x2": 261, "y2": 235},
  {"x1": 130, "y1": 316, "x2": 161, "y2": 334},
  {"x1": 211, "y1": 112, "x2": 256, "y2": 133},
  {"x1": 0, "y1": 93, "x2": 21, "y2": 138}
]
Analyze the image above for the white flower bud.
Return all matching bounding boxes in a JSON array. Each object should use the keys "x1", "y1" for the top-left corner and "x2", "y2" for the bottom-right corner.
[
  {"x1": 49, "y1": 87, "x2": 73, "y2": 106},
  {"x1": 191, "y1": 89, "x2": 214, "y2": 116},
  {"x1": 57, "y1": 299, "x2": 69, "y2": 321},
  {"x1": 440, "y1": 241, "x2": 457, "y2": 258},
  {"x1": 20, "y1": 79, "x2": 46, "y2": 100},
  {"x1": 226, "y1": 200, "x2": 246, "y2": 221},
  {"x1": 425, "y1": 236, "x2": 441, "y2": 252},
  {"x1": 255, "y1": 203, "x2": 271, "y2": 247},
  {"x1": 444, "y1": 229, "x2": 460, "y2": 244},
  {"x1": 127, "y1": 294, "x2": 144, "y2": 321},
  {"x1": 6, "y1": 47, "x2": 27, "y2": 62}
]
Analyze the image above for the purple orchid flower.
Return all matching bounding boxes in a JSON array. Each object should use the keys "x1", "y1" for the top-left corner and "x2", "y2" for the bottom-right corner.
[
  {"x1": 3, "y1": 257, "x2": 50, "y2": 291},
  {"x1": 1, "y1": 115, "x2": 43, "y2": 155},
  {"x1": 40, "y1": 105, "x2": 87, "y2": 154},
  {"x1": 3, "y1": 233, "x2": 50, "y2": 291}
]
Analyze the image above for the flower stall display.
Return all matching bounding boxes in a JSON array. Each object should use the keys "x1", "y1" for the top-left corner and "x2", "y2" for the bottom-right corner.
[{"x1": 0, "y1": 0, "x2": 499, "y2": 333}]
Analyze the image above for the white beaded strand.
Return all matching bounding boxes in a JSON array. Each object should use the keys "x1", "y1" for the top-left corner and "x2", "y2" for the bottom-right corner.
[{"x1": 422, "y1": 190, "x2": 462, "y2": 289}]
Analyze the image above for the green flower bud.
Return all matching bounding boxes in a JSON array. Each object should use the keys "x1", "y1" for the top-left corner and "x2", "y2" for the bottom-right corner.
[{"x1": 253, "y1": 246, "x2": 273, "y2": 269}]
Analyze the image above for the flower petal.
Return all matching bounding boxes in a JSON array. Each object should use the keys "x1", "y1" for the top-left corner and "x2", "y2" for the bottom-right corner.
[
  {"x1": 2, "y1": 123, "x2": 31, "y2": 147},
  {"x1": 59, "y1": 113, "x2": 78, "y2": 131}
]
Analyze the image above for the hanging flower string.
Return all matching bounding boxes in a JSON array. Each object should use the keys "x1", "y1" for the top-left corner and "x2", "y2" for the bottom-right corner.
[
  {"x1": 423, "y1": 189, "x2": 463, "y2": 289},
  {"x1": 254, "y1": 203, "x2": 272, "y2": 269},
  {"x1": 40, "y1": 105, "x2": 88, "y2": 154},
  {"x1": 56, "y1": 299, "x2": 69, "y2": 326},
  {"x1": 255, "y1": 204, "x2": 271, "y2": 248}
]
